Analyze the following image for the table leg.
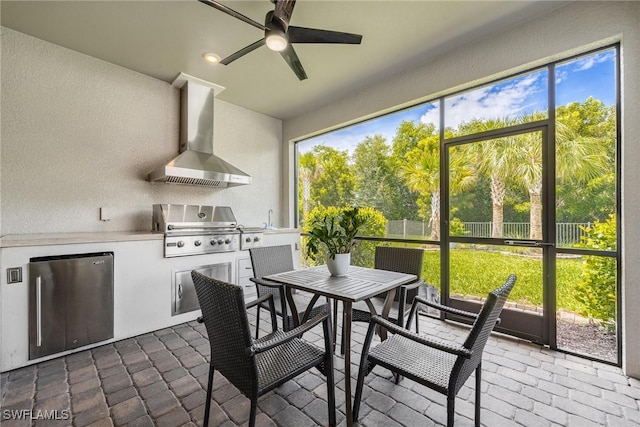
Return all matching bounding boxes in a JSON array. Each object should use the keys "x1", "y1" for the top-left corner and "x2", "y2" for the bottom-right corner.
[
  {"x1": 301, "y1": 294, "x2": 322, "y2": 324},
  {"x1": 332, "y1": 299, "x2": 339, "y2": 351},
  {"x1": 343, "y1": 300, "x2": 353, "y2": 427},
  {"x1": 378, "y1": 287, "x2": 397, "y2": 341},
  {"x1": 284, "y1": 286, "x2": 300, "y2": 328}
]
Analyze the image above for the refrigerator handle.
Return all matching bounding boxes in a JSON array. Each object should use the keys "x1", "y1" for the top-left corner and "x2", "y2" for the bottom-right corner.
[{"x1": 36, "y1": 276, "x2": 42, "y2": 347}]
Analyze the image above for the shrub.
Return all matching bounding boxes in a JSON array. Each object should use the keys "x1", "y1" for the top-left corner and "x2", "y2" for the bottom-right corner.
[
  {"x1": 574, "y1": 214, "x2": 617, "y2": 330},
  {"x1": 302, "y1": 206, "x2": 386, "y2": 267},
  {"x1": 449, "y1": 217, "x2": 467, "y2": 237}
]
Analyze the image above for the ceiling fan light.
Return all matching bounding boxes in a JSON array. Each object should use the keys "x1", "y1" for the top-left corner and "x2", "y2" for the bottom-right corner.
[
  {"x1": 203, "y1": 52, "x2": 221, "y2": 64},
  {"x1": 265, "y1": 32, "x2": 288, "y2": 51}
]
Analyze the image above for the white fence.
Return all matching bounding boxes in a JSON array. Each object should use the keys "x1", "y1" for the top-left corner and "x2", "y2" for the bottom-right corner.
[{"x1": 386, "y1": 220, "x2": 592, "y2": 246}]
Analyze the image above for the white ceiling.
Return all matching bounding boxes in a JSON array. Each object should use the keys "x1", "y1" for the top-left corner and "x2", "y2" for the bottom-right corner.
[{"x1": 1, "y1": 0, "x2": 567, "y2": 120}]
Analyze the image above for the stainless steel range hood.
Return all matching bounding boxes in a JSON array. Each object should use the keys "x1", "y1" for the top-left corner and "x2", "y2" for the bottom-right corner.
[{"x1": 148, "y1": 73, "x2": 251, "y2": 188}]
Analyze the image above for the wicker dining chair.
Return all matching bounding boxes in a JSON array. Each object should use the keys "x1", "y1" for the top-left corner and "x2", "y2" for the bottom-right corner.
[
  {"x1": 249, "y1": 245, "x2": 329, "y2": 337},
  {"x1": 192, "y1": 271, "x2": 336, "y2": 427},
  {"x1": 353, "y1": 274, "x2": 517, "y2": 427},
  {"x1": 350, "y1": 246, "x2": 427, "y2": 334}
]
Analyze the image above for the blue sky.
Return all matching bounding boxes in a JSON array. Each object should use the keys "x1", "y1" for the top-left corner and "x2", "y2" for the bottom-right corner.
[{"x1": 299, "y1": 49, "x2": 616, "y2": 155}]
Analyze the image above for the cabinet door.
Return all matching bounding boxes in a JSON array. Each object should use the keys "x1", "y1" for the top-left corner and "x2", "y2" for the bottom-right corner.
[
  {"x1": 65, "y1": 255, "x2": 114, "y2": 350},
  {"x1": 28, "y1": 253, "x2": 114, "y2": 360},
  {"x1": 29, "y1": 262, "x2": 67, "y2": 359},
  {"x1": 174, "y1": 263, "x2": 231, "y2": 315}
]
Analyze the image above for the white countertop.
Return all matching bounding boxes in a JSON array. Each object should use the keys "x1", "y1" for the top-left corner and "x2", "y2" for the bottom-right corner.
[
  {"x1": 0, "y1": 232, "x2": 162, "y2": 248},
  {"x1": 0, "y1": 228, "x2": 300, "y2": 248}
]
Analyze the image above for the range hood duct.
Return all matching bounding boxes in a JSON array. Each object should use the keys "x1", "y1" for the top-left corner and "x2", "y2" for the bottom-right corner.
[{"x1": 148, "y1": 73, "x2": 252, "y2": 188}]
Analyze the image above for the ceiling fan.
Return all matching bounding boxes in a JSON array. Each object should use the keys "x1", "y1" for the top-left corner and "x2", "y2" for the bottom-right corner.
[{"x1": 198, "y1": 0, "x2": 363, "y2": 80}]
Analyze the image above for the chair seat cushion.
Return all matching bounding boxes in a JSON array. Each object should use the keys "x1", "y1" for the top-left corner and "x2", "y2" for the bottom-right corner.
[
  {"x1": 368, "y1": 334, "x2": 457, "y2": 394},
  {"x1": 256, "y1": 331, "x2": 325, "y2": 393}
]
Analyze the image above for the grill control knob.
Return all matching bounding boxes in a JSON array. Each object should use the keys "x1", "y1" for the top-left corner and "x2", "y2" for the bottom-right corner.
[
  {"x1": 194, "y1": 240, "x2": 202, "y2": 247},
  {"x1": 225, "y1": 238, "x2": 231, "y2": 244},
  {"x1": 217, "y1": 238, "x2": 224, "y2": 245},
  {"x1": 246, "y1": 237, "x2": 252, "y2": 243},
  {"x1": 210, "y1": 239, "x2": 217, "y2": 245},
  {"x1": 253, "y1": 236, "x2": 260, "y2": 242},
  {"x1": 177, "y1": 241, "x2": 185, "y2": 248}
]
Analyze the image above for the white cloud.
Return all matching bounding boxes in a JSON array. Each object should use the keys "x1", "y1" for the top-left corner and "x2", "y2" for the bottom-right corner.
[
  {"x1": 420, "y1": 104, "x2": 440, "y2": 127},
  {"x1": 422, "y1": 73, "x2": 544, "y2": 129},
  {"x1": 555, "y1": 70, "x2": 569, "y2": 84},
  {"x1": 573, "y1": 51, "x2": 614, "y2": 71}
]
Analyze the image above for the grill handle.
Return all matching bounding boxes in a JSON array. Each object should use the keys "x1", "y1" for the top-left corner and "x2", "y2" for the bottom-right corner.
[{"x1": 167, "y1": 223, "x2": 236, "y2": 231}]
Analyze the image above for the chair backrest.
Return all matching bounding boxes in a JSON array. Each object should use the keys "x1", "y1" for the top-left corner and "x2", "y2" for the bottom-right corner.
[
  {"x1": 249, "y1": 245, "x2": 295, "y2": 304},
  {"x1": 374, "y1": 246, "x2": 424, "y2": 278},
  {"x1": 191, "y1": 271, "x2": 256, "y2": 396},
  {"x1": 374, "y1": 246, "x2": 424, "y2": 301},
  {"x1": 451, "y1": 274, "x2": 517, "y2": 394},
  {"x1": 249, "y1": 245, "x2": 295, "y2": 278}
]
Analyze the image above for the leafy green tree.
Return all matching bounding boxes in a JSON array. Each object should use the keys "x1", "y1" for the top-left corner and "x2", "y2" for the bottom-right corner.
[
  {"x1": 556, "y1": 99, "x2": 616, "y2": 224},
  {"x1": 352, "y1": 135, "x2": 391, "y2": 217},
  {"x1": 299, "y1": 146, "x2": 356, "y2": 227},
  {"x1": 386, "y1": 120, "x2": 432, "y2": 221},
  {"x1": 556, "y1": 173, "x2": 615, "y2": 223},
  {"x1": 448, "y1": 174, "x2": 493, "y2": 222},
  {"x1": 556, "y1": 97, "x2": 615, "y2": 140}
]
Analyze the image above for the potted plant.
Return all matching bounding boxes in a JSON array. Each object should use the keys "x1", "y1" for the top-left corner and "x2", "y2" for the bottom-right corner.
[{"x1": 305, "y1": 206, "x2": 368, "y2": 276}]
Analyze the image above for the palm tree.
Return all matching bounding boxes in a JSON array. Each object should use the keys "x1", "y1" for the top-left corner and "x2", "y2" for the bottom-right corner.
[
  {"x1": 512, "y1": 131, "x2": 544, "y2": 239},
  {"x1": 458, "y1": 118, "x2": 520, "y2": 238},
  {"x1": 401, "y1": 135, "x2": 441, "y2": 239},
  {"x1": 298, "y1": 152, "x2": 323, "y2": 223},
  {"x1": 402, "y1": 133, "x2": 475, "y2": 240},
  {"x1": 512, "y1": 121, "x2": 610, "y2": 240}
]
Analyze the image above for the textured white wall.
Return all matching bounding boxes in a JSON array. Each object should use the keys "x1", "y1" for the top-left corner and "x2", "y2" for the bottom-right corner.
[
  {"x1": 0, "y1": 27, "x2": 282, "y2": 235},
  {"x1": 283, "y1": 1, "x2": 640, "y2": 378}
]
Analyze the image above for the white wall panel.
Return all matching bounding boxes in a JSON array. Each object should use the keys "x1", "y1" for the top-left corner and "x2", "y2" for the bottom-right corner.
[{"x1": 0, "y1": 27, "x2": 282, "y2": 235}]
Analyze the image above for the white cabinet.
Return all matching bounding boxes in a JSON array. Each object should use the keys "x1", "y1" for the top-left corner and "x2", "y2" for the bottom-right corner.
[
  {"x1": 0, "y1": 230, "x2": 302, "y2": 371},
  {"x1": 237, "y1": 256, "x2": 256, "y2": 301}
]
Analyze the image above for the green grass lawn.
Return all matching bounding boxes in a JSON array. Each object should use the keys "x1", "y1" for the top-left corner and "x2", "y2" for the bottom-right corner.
[
  {"x1": 417, "y1": 248, "x2": 587, "y2": 314},
  {"x1": 344, "y1": 239, "x2": 611, "y2": 318}
]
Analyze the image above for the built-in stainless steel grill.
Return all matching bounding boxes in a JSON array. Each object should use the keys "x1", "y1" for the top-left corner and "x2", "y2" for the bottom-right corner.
[
  {"x1": 237, "y1": 226, "x2": 264, "y2": 251},
  {"x1": 153, "y1": 204, "x2": 240, "y2": 257}
]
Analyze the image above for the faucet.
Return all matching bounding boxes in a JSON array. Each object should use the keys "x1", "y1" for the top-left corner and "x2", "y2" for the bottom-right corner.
[{"x1": 267, "y1": 209, "x2": 273, "y2": 229}]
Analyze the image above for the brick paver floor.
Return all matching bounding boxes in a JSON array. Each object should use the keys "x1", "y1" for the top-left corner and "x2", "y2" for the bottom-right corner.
[{"x1": 2, "y1": 307, "x2": 639, "y2": 426}]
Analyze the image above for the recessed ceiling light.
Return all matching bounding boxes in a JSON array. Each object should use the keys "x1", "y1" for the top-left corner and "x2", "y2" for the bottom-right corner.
[{"x1": 203, "y1": 53, "x2": 221, "y2": 64}]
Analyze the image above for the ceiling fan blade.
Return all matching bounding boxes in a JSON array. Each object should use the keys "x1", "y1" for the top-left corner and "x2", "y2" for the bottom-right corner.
[
  {"x1": 220, "y1": 39, "x2": 266, "y2": 65},
  {"x1": 288, "y1": 26, "x2": 363, "y2": 44},
  {"x1": 273, "y1": 0, "x2": 296, "y2": 30},
  {"x1": 279, "y1": 45, "x2": 307, "y2": 80},
  {"x1": 198, "y1": 0, "x2": 267, "y2": 31}
]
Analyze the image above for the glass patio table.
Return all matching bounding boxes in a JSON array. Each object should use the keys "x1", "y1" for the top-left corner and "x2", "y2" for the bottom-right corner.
[{"x1": 263, "y1": 265, "x2": 417, "y2": 427}]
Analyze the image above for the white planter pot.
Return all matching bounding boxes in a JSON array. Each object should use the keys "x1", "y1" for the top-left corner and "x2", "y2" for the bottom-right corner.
[{"x1": 326, "y1": 252, "x2": 351, "y2": 277}]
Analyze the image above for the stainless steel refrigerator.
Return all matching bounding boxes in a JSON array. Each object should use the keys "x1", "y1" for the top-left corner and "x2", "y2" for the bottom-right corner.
[{"x1": 29, "y1": 252, "x2": 114, "y2": 360}]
